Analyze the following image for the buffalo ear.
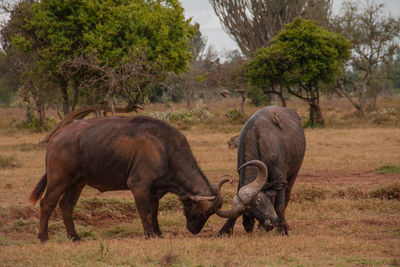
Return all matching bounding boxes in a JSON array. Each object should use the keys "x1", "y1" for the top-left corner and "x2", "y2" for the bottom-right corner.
[{"x1": 266, "y1": 190, "x2": 277, "y2": 197}]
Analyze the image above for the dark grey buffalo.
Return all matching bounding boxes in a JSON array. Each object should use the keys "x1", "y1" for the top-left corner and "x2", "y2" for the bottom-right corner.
[
  {"x1": 217, "y1": 106, "x2": 306, "y2": 235},
  {"x1": 29, "y1": 116, "x2": 229, "y2": 242}
]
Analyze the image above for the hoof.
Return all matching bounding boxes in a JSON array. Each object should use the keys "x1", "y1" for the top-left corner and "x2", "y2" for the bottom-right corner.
[
  {"x1": 38, "y1": 235, "x2": 49, "y2": 243},
  {"x1": 218, "y1": 229, "x2": 233, "y2": 237},
  {"x1": 71, "y1": 236, "x2": 81, "y2": 242}
]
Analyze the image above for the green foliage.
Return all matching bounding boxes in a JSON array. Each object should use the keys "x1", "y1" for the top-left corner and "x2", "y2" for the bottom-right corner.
[
  {"x1": 225, "y1": 109, "x2": 242, "y2": 122},
  {"x1": 247, "y1": 18, "x2": 351, "y2": 127},
  {"x1": 29, "y1": 0, "x2": 193, "y2": 72},
  {"x1": 248, "y1": 18, "x2": 351, "y2": 91},
  {"x1": 247, "y1": 86, "x2": 269, "y2": 106},
  {"x1": 80, "y1": 228, "x2": 96, "y2": 238},
  {"x1": 11, "y1": 117, "x2": 56, "y2": 132},
  {"x1": 274, "y1": 18, "x2": 351, "y2": 86},
  {"x1": 0, "y1": 52, "x2": 16, "y2": 107},
  {"x1": 0, "y1": 81, "x2": 14, "y2": 107},
  {"x1": 376, "y1": 165, "x2": 400, "y2": 174},
  {"x1": 2, "y1": 0, "x2": 195, "y2": 120}
]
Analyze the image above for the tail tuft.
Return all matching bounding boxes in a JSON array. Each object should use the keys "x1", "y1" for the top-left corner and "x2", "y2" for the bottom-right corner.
[{"x1": 28, "y1": 174, "x2": 47, "y2": 205}]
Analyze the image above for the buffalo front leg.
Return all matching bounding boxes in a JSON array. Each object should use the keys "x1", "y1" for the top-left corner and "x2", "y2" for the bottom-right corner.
[
  {"x1": 242, "y1": 213, "x2": 255, "y2": 233},
  {"x1": 59, "y1": 181, "x2": 85, "y2": 241},
  {"x1": 130, "y1": 186, "x2": 159, "y2": 238},
  {"x1": 218, "y1": 218, "x2": 237, "y2": 236}
]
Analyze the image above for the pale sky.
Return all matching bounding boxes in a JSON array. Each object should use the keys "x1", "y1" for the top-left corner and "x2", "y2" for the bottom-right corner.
[{"x1": 179, "y1": 0, "x2": 400, "y2": 55}]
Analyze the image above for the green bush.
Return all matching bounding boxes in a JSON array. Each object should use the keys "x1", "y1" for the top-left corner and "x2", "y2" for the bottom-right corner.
[
  {"x1": 376, "y1": 164, "x2": 400, "y2": 174},
  {"x1": 11, "y1": 117, "x2": 56, "y2": 132},
  {"x1": 225, "y1": 109, "x2": 243, "y2": 122}
]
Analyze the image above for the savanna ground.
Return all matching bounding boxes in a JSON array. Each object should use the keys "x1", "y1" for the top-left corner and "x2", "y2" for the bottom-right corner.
[{"x1": 0, "y1": 96, "x2": 399, "y2": 266}]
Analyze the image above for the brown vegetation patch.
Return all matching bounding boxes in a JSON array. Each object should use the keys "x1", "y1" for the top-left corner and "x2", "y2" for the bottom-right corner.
[
  {"x1": 0, "y1": 155, "x2": 20, "y2": 169},
  {"x1": 0, "y1": 143, "x2": 44, "y2": 152}
]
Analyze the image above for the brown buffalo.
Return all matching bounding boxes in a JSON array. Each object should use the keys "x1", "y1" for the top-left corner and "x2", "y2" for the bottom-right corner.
[
  {"x1": 29, "y1": 116, "x2": 229, "y2": 242},
  {"x1": 218, "y1": 106, "x2": 306, "y2": 235}
]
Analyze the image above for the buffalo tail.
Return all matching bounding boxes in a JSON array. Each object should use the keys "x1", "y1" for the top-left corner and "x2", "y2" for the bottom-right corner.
[{"x1": 28, "y1": 173, "x2": 47, "y2": 205}]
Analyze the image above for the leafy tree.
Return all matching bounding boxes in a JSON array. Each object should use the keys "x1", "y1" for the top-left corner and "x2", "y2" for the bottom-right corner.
[
  {"x1": 247, "y1": 44, "x2": 289, "y2": 107},
  {"x1": 247, "y1": 18, "x2": 351, "y2": 127},
  {"x1": 1, "y1": 0, "x2": 194, "y2": 126},
  {"x1": 331, "y1": 1, "x2": 400, "y2": 114},
  {"x1": 0, "y1": 0, "x2": 56, "y2": 124}
]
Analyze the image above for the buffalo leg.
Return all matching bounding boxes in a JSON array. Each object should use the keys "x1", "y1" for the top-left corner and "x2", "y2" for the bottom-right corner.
[
  {"x1": 38, "y1": 182, "x2": 68, "y2": 242},
  {"x1": 59, "y1": 181, "x2": 85, "y2": 241},
  {"x1": 275, "y1": 187, "x2": 290, "y2": 235},
  {"x1": 276, "y1": 174, "x2": 298, "y2": 235},
  {"x1": 218, "y1": 218, "x2": 237, "y2": 236},
  {"x1": 130, "y1": 186, "x2": 158, "y2": 238},
  {"x1": 269, "y1": 165, "x2": 290, "y2": 235},
  {"x1": 149, "y1": 197, "x2": 162, "y2": 236},
  {"x1": 242, "y1": 213, "x2": 255, "y2": 233}
]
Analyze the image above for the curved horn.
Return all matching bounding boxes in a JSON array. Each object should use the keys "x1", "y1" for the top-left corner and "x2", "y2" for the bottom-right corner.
[
  {"x1": 189, "y1": 196, "x2": 216, "y2": 201},
  {"x1": 236, "y1": 160, "x2": 268, "y2": 203},
  {"x1": 216, "y1": 177, "x2": 232, "y2": 192},
  {"x1": 216, "y1": 160, "x2": 268, "y2": 219},
  {"x1": 216, "y1": 195, "x2": 246, "y2": 218}
]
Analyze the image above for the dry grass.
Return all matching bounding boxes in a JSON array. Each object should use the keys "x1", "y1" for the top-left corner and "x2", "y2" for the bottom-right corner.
[{"x1": 0, "y1": 97, "x2": 400, "y2": 266}]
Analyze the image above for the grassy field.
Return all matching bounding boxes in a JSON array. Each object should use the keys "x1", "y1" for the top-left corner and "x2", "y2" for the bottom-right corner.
[{"x1": 0, "y1": 97, "x2": 399, "y2": 266}]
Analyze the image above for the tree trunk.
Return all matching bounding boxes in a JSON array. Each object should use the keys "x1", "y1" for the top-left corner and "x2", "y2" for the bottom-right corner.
[
  {"x1": 357, "y1": 74, "x2": 370, "y2": 115},
  {"x1": 279, "y1": 93, "x2": 286, "y2": 107},
  {"x1": 60, "y1": 80, "x2": 70, "y2": 116},
  {"x1": 333, "y1": 83, "x2": 364, "y2": 114},
  {"x1": 71, "y1": 79, "x2": 80, "y2": 112},
  {"x1": 267, "y1": 92, "x2": 278, "y2": 105},
  {"x1": 37, "y1": 104, "x2": 46, "y2": 130},
  {"x1": 24, "y1": 101, "x2": 34, "y2": 124},
  {"x1": 308, "y1": 102, "x2": 324, "y2": 127},
  {"x1": 279, "y1": 86, "x2": 286, "y2": 107},
  {"x1": 238, "y1": 90, "x2": 246, "y2": 116}
]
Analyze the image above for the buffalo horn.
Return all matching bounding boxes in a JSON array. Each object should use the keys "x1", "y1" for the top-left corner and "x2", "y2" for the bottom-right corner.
[
  {"x1": 216, "y1": 177, "x2": 232, "y2": 192},
  {"x1": 189, "y1": 195, "x2": 216, "y2": 201},
  {"x1": 216, "y1": 160, "x2": 268, "y2": 219}
]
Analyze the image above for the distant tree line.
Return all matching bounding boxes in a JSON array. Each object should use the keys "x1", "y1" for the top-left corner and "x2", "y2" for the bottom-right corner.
[
  {"x1": 210, "y1": 0, "x2": 400, "y2": 127},
  {"x1": 0, "y1": 0, "x2": 399, "y2": 129}
]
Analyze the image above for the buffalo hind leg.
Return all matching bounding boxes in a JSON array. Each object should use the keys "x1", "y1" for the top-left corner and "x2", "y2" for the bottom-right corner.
[
  {"x1": 276, "y1": 174, "x2": 298, "y2": 235},
  {"x1": 149, "y1": 197, "x2": 162, "y2": 237},
  {"x1": 59, "y1": 181, "x2": 85, "y2": 241},
  {"x1": 38, "y1": 182, "x2": 68, "y2": 242},
  {"x1": 275, "y1": 188, "x2": 290, "y2": 235},
  {"x1": 218, "y1": 218, "x2": 237, "y2": 236}
]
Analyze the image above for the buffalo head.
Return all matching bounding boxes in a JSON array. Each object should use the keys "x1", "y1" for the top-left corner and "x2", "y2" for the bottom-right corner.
[
  {"x1": 183, "y1": 178, "x2": 231, "y2": 234},
  {"x1": 216, "y1": 160, "x2": 286, "y2": 231}
]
